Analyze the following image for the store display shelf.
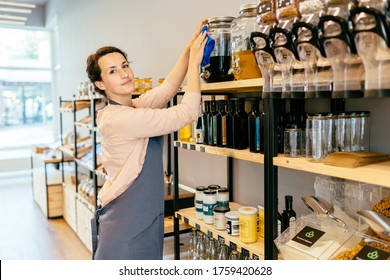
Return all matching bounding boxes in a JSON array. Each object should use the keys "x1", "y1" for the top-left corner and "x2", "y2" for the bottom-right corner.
[
  {"x1": 273, "y1": 155, "x2": 390, "y2": 188},
  {"x1": 174, "y1": 141, "x2": 264, "y2": 164},
  {"x1": 74, "y1": 158, "x2": 94, "y2": 172},
  {"x1": 179, "y1": 78, "x2": 263, "y2": 94},
  {"x1": 74, "y1": 122, "x2": 97, "y2": 131},
  {"x1": 175, "y1": 202, "x2": 264, "y2": 260},
  {"x1": 76, "y1": 193, "x2": 95, "y2": 212},
  {"x1": 164, "y1": 216, "x2": 193, "y2": 235},
  {"x1": 74, "y1": 94, "x2": 104, "y2": 101},
  {"x1": 59, "y1": 146, "x2": 75, "y2": 158}
]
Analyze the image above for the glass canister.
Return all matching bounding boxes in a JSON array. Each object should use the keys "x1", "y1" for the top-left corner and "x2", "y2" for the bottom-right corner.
[
  {"x1": 225, "y1": 210, "x2": 240, "y2": 236},
  {"x1": 201, "y1": 16, "x2": 236, "y2": 83},
  {"x1": 284, "y1": 124, "x2": 304, "y2": 157},
  {"x1": 216, "y1": 187, "x2": 229, "y2": 207},
  {"x1": 213, "y1": 206, "x2": 230, "y2": 230},
  {"x1": 230, "y1": 2, "x2": 262, "y2": 80},
  {"x1": 326, "y1": 112, "x2": 337, "y2": 154},
  {"x1": 335, "y1": 112, "x2": 351, "y2": 152},
  {"x1": 350, "y1": 111, "x2": 362, "y2": 152},
  {"x1": 306, "y1": 113, "x2": 329, "y2": 162},
  {"x1": 359, "y1": 111, "x2": 370, "y2": 151},
  {"x1": 203, "y1": 189, "x2": 217, "y2": 224},
  {"x1": 238, "y1": 206, "x2": 259, "y2": 243},
  {"x1": 195, "y1": 186, "x2": 208, "y2": 220}
]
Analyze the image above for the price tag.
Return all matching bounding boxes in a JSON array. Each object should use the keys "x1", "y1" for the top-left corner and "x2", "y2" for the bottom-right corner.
[
  {"x1": 242, "y1": 248, "x2": 250, "y2": 259},
  {"x1": 175, "y1": 142, "x2": 180, "y2": 148},
  {"x1": 184, "y1": 217, "x2": 189, "y2": 224},
  {"x1": 252, "y1": 253, "x2": 259, "y2": 260},
  {"x1": 218, "y1": 235, "x2": 225, "y2": 244},
  {"x1": 190, "y1": 144, "x2": 196, "y2": 150},
  {"x1": 200, "y1": 146, "x2": 205, "y2": 152},
  {"x1": 182, "y1": 143, "x2": 188, "y2": 149},
  {"x1": 195, "y1": 223, "x2": 201, "y2": 230},
  {"x1": 207, "y1": 230, "x2": 213, "y2": 238},
  {"x1": 229, "y1": 241, "x2": 237, "y2": 251},
  {"x1": 177, "y1": 213, "x2": 182, "y2": 220}
]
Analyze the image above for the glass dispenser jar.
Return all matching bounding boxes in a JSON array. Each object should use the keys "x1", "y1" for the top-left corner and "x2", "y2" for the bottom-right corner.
[
  {"x1": 269, "y1": 0, "x2": 303, "y2": 98},
  {"x1": 318, "y1": 0, "x2": 364, "y2": 98},
  {"x1": 292, "y1": 0, "x2": 333, "y2": 98},
  {"x1": 201, "y1": 16, "x2": 236, "y2": 83},
  {"x1": 231, "y1": 2, "x2": 262, "y2": 80},
  {"x1": 350, "y1": 0, "x2": 390, "y2": 97},
  {"x1": 250, "y1": 0, "x2": 278, "y2": 95}
]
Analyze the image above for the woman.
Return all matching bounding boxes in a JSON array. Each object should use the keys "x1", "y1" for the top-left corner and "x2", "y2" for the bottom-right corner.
[{"x1": 86, "y1": 19, "x2": 208, "y2": 260}]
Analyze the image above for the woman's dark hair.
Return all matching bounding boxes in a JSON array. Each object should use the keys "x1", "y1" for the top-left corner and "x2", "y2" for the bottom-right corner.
[{"x1": 86, "y1": 46, "x2": 128, "y2": 96}]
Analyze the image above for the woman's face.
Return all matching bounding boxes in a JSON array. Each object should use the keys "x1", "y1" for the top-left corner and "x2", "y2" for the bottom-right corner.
[{"x1": 96, "y1": 52, "x2": 135, "y2": 97}]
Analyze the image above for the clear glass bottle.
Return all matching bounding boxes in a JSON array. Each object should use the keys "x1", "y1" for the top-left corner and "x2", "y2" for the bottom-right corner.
[
  {"x1": 229, "y1": 250, "x2": 240, "y2": 260},
  {"x1": 233, "y1": 98, "x2": 249, "y2": 149},
  {"x1": 187, "y1": 228, "x2": 197, "y2": 260},
  {"x1": 217, "y1": 243, "x2": 229, "y2": 260},
  {"x1": 231, "y1": 2, "x2": 262, "y2": 80},
  {"x1": 194, "y1": 231, "x2": 207, "y2": 260},
  {"x1": 201, "y1": 16, "x2": 236, "y2": 83},
  {"x1": 208, "y1": 237, "x2": 218, "y2": 260}
]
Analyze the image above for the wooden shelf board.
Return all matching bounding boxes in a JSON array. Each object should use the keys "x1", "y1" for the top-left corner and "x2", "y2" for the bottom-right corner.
[
  {"x1": 179, "y1": 78, "x2": 263, "y2": 94},
  {"x1": 174, "y1": 141, "x2": 264, "y2": 164},
  {"x1": 164, "y1": 216, "x2": 192, "y2": 234},
  {"x1": 273, "y1": 155, "x2": 390, "y2": 188},
  {"x1": 175, "y1": 202, "x2": 264, "y2": 260}
]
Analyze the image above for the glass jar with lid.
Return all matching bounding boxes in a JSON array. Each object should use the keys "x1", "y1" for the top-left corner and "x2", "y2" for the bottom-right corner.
[
  {"x1": 230, "y1": 2, "x2": 262, "y2": 80},
  {"x1": 306, "y1": 113, "x2": 329, "y2": 162},
  {"x1": 201, "y1": 16, "x2": 236, "y2": 83}
]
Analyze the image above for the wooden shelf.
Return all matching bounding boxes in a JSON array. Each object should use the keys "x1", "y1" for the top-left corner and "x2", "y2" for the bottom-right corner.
[
  {"x1": 59, "y1": 146, "x2": 75, "y2": 158},
  {"x1": 164, "y1": 216, "x2": 192, "y2": 235},
  {"x1": 273, "y1": 155, "x2": 390, "y2": 189},
  {"x1": 174, "y1": 141, "x2": 264, "y2": 164},
  {"x1": 179, "y1": 78, "x2": 263, "y2": 94},
  {"x1": 175, "y1": 202, "x2": 264, "y2": 260},
  {"x1": 74, "y1": 122, "x2": 97, "y2": 131}
]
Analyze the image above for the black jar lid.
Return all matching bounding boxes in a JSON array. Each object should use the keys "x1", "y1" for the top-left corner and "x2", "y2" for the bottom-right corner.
[
  {"x1": 217, "y1": 187, "x2": 229, "y2": 193},
  {"x1": 213, "y1": 206, "x2": 230, "y2": 213},
  {"x1": 196, "y1": 186, "x2": 208, "y2": 191},
  {"x1": 204, "y1": 189, "x2": 217, "y2": 195},
  {"x1": 208, "y1": 184, "x2": 221, "y2": 190}
]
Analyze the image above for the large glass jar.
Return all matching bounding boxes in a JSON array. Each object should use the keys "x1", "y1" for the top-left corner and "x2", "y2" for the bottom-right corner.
[
  {"x1": 231, "y1": 2, "x2": 262, "y2": 80},
  {"x1": 201, "y1": 16, "x2": 236, "y2": 83}
]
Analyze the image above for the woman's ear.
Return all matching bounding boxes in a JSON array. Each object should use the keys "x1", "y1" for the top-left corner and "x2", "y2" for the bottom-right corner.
[{"x1": 95, "y1": 81, "x2": 105, "y2": 91}]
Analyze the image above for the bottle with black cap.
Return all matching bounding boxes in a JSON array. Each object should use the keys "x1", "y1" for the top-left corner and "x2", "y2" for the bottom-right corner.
[
  {"x1": 282, "y1": 195, "x2": 296, "y2": 232},
  {"x1": 233, "y1": 98, "x2": 248, "y2": 150}
]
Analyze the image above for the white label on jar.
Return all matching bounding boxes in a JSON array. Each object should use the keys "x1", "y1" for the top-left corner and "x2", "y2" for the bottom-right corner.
[
  {"x1": 195, "y1": 200, "x2": 203, "y2": 212},
  {"x1": 214, "y1": 213, "x2": 226, "y2": 230},
  {"x1": 226, "y1": 219, "x2": 239, "y2": 236}
]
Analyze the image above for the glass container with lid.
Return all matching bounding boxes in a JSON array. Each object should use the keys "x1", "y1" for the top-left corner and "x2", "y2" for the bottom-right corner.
[
  {"x1": 306, "y1": 113, "x2": 329, "y2": 162},
  {"x1": 292, "y1": 0, "x2": 333, "y2": 97},
  {"x1": 230, "y1": 2, "x2": 262, "y2": 80},
  {"x1": 318, "y1": 0, "x2": 364, "y2": 98},
  {"x1": 270, "y1": 0, "x2": 302, "y2": 97},
  {"x1": 349, "y1": 0, "x2": 390, "y2": 97},
  {"x1": 201, "y1": 16, "x2": 236, "y2": 83},
  {"x1": 250, "y1": 0, "x2": 278, "y2": 94}
]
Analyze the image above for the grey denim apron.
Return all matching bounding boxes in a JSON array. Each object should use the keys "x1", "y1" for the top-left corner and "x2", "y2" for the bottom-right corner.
[{"x1": 91, "y1": 136, "x2": 164, "y2": 260}]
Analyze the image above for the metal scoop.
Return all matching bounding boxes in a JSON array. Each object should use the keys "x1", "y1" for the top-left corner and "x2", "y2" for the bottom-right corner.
[
  {"x1": 301, "y1": 195, "x2": 346, "y2": 227},
  {"x1": 357, "y1": 210, "x2": 390, "y2": 241}
]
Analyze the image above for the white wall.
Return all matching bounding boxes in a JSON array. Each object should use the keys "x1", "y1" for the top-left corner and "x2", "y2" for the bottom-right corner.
[{"x1": 45, "y1": 0, "x2": 390, "y2": 217}]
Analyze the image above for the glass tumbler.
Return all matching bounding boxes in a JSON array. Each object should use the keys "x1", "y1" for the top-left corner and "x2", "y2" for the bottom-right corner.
[
  {"x1": 284, "y1": 124, "x2": 304, "y2": 157},
  {"x1": 336, "y1": 112, "x2": 351, "y2": 152},
  {"x1": 306, "y1": 113, "x2": 328, "y2": 162}
]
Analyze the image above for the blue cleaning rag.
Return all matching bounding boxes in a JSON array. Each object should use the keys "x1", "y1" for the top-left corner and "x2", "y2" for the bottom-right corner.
[{"x1": 201, "y1": 25, "x2": 215, "y2": 67}]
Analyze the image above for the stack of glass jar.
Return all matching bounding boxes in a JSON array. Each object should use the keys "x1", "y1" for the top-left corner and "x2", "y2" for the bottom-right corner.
[
  {"x1": 305, "y1": 111, "x2": 371, "y2": 162},
  {"x1": 186, "y1": 229, "x2": 251, "y2": 260},
  {"x1": 78, "y1": 178, "x2": 95, "y2": 205}
]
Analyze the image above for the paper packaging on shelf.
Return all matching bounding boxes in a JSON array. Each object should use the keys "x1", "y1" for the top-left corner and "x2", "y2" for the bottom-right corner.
[{"x1": 274, "y1": 215, "x2": 355, "y2": 260}]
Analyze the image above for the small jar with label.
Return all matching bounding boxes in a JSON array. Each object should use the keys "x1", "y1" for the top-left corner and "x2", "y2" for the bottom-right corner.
[
  {"x1": 238, "y1": 206, "x2": 259, "y2": 243},
  {"x1": 213, "y1": 206, "x2": 230, "y2": 230},
  {"x1": 203, "y1": 189, "x2": 217, "y2": 224},
  {"x1": 195, "y1": 186, "x2": 208, "y2": 220},
  {"x1": 217, "y1": 188, "x2": 229, "y2": 207},
  {"x1": 225, "y1": 211, "x2": 240, "y2": 236}
]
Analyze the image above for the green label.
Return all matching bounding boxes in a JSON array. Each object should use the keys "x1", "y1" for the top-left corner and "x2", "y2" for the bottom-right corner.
[
  {"x1": 292, "y1": 226, "x2": 325, "y2": 247},
  {"x1": 354, "y1": 245, "x2": 390, "y2": 260}
]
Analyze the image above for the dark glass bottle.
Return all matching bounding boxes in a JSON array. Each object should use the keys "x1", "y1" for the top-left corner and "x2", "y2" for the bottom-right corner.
[
  {"x1": 248, "y1": 99, "x2": 261, "y2": 153},
  {"x1": 195, "y1": 104, "x2": 204, "y2": 144},
  {"x1": 209, "y1": 100, "x2": 218, "y2": 146},
  {"x1": 282, "y1": 195, "x2": 296, "y2": 232},
  {"x1": 216, "y1": 100, "x2": 227, "y2": 147},
  {"x1": 202, "y1": 101, "x2": 210, "y2": 145},
  {"x1": 226, "y1": 99, "x2": 235, "y2": 148},
  {"x1": 278, "y1": 211, "x2": 283, "y2": 236},
  {"x1": 233, "y1": 98, "x2": 248, "y2": 150}
]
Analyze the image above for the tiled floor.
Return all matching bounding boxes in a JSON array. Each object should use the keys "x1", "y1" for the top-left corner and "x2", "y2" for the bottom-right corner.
[{"x1": 0, "y1": 170, "x2": 190, "y2": 260}]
